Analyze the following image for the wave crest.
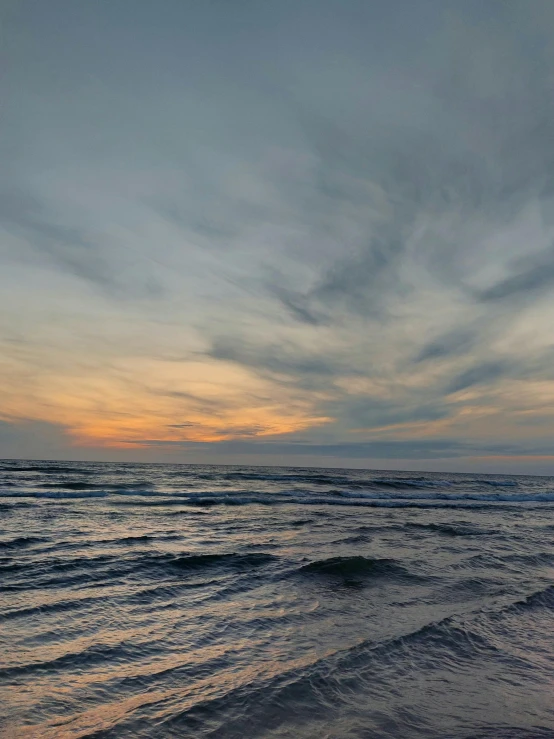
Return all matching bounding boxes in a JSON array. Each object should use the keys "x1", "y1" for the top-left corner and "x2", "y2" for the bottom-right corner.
[{"x1": 298, "y1": 556, "x2": 419, "y2": 583}]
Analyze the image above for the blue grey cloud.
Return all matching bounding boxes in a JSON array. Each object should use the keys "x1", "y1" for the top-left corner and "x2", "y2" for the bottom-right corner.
[
  {"x1": 0, "y1": 187, "x2": 113, "y2": 287},
  {"x1": 415, "y1": 330, "x2": 477, "y2": 363},
  {"x1": 0, "y1": 419, "x2": 72, "y2": 459},
  {"x1": 446, "y1": 361, "x2": 511, "y2": 395},
  {"x1": 327, "y1": 397, "x2": 449, "y2": 430},
  {"x1": 477, "y1": 245, "x2": 554, "y2": 302},
  {"x1": 209, "y1": 337, "x2": 342, "y2": 381},
  {"x1": 0, "y1": 185, "x2": 162, "y2": 297},
  {"x1": 122, "y1": 436, "x2": 554, "y2": 461}
]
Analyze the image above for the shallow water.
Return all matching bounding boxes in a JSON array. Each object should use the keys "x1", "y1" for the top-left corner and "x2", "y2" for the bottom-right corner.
[{"x1": 1, "y1": 461, "x2": 553, "y2": 738}]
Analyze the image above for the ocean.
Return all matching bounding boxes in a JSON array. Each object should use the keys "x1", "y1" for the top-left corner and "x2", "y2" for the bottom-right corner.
[{"x1": 1, "y1": 460, "x2": 553, "y2": 738}]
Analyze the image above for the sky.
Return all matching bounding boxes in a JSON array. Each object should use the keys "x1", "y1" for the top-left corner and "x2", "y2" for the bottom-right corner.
[{"x1": 2, "y1": 0, "x2": 554, "y2": 472}]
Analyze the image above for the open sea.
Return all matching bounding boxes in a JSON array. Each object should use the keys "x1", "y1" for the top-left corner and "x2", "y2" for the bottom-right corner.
[{"x1": 1, "y1": 460, "x2": 553, "y2": 738}]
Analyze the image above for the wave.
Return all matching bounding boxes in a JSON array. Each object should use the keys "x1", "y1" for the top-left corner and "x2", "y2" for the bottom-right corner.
[
  {"x1": 215, "y1": 471, "x2": 523, "y2": 491},
  {"x1": 0, "y1": 593, "x2": 106, "y2": 622},
  {"x1": 3, "y1": 487, "x2": 554, "y2": 507},
  {"x1": 449, "y1": 730, "x2": 554, "y2": 738},
  {"x1": 40, "y1": 479, "x2": 154, "y2": 490},
  {"x1": 0, "y1": 501, "x2": 35, "y2": 513},
  {"x1": 149, "y1": 490, "x2": 554, "y2": 508},
  {"x1": 40, "y1": 480, "x2": 101, "y2": 490},
  {"x1": 171, "y1": 552, "x2": 278, "y2": 571},
  {"x1": 298, "y1": 556, "x2": 420, "y2": 583},
  {"x1": 0, "y1": 464, "x2": 92, "y2": 474},
  {"x1": 371, "y1": 476, "x2": 450, "y2": 489},
  {"x1": 403, "y1": 522, "x2": 487, "y2": 536},
  {"x1": 0, "y1": 551, "x2": 119, "y2": 575},
  {"x1": 118, "y1": 534, "x2": 156, "y2": 543},
  {"x1": 0, "y1": 635, "x2": 163, "y2": 680},
  {"x1": 197, "y1": 582, "x2": 554, "y2": 735},
  {"x1": 220, "y1": 471, "x2": 352, "y2": 485},
  {"x1": 474, "y1": 479, "x2": 518, "y2": 487},
  {"x1": 149, "y1": 490, "x2": 553, "y2": 506},
  {"x1": 0, "y1": 550, "x2": 179, "y2": 592},
  {"x1": 505, "y1": 584, "x2": 554, "y2": 613},
  {"x1": 1, "y1": 489, "x2": 110, "y2": 499},
  {"x1": 0, "y1": 488, "x2": 161, "y2": 499},
  {"x1": 338, "y1": 533, "x2": 372, "y2": 544},
  {"x1": 149, "y1": 583, "x2": 554, "y2": 735},
  {"x1": 94, "y1": 533, "x2": 182, "y2": 545},
  {"x1": 329, "y1": 488, "x2": 554, "y2": 503},
  {"x1": 0, "y1": 535, "x2": 47, "y2": 549},
  {"x1": 159, "y1": 612, "x2": 502, "y2": 737},
  {"x1": 2, "y1": 549, "x2": 275, "y2": 593},
  {"x1": 216, "y1": 472, "x2": 484, "y2": 490},
  {"x1": 503, "y1": 551, "x2": 554, "y2": 567}
]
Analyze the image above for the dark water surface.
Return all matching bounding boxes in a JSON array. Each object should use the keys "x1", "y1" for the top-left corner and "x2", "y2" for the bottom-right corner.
[{"x1": 1, "y1": 461, "x2": 553, "y2": 738}]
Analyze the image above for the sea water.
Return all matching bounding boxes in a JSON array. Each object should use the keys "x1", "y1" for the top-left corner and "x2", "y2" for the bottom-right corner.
[{"x1": 1, "y1": 461, "x2": 553, "y2": 738}]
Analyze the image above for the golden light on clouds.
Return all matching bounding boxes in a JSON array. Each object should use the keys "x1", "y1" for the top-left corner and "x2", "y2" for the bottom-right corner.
[{"x1": 0, "y1": 354, "x2": 331, "y2": 448}]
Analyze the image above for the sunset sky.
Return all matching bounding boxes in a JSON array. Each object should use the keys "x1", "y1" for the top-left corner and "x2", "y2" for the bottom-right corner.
[{"x1": 2, "y1": 0, "x2": 554, "y2": 471}]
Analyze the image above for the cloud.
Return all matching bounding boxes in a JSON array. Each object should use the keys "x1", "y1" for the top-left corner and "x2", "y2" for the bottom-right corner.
[
  {"x1": 0, "y1": 185, "x2": 162, "y2": 297},
  {"x1": 321, "y1": 393, "x2": 450, "y2": 432},
  {"x1": 266, "y1": 284, "x2": 328, "y2": 326},
  {"x1": 415, "y1": 330, "x2": 476, "y2": 363},
  {"x1": 0, "y1": 419, "x2": 72, "y2": 459},
  {"x1": 476, "y1": 245, "x2": 554, "y2": 302},
  {"x1": 311, "y1": 231, "x2": 407, "y2": 320},
  {"x1": 0, "y1": 187, "x2": 114, "y2": 286},
  {"x1": 209, "y1": 337, "x2": 341, "y2": 382},
  {"x1": 446, "y1": 361, "x2": 511, "y2": 395},
  {"x1": 2, "y1": 1, "x2": 554, "y2": 469},
  {"x1": 446, "y1": 345, "x2": 554, "y2": 395},
  {"x1": 118, "y1": 435, "x2": 554, "y2": 461},
  {"x1": 258, "y1": 6, "x2": 554, "y2": 332}
]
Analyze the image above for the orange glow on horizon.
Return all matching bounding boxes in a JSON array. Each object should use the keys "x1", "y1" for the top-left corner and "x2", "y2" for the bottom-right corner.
[
  {"x1": 0, "y1": 356, "x2": 332, "y2": 448},
  {"x1": 3, "y1": 347, "x2": 554, "y2": 455}
]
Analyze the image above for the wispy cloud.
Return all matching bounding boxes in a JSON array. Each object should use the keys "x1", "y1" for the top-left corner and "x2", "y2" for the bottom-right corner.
[
  {"x1": 0, "y1": 187, "x2": 114, "y2": 288},
  {"x1": 476, "y1": 245, "x2": 554, "y2": 302},
  {"x1": 0, "y1": 185, "x2": 162, "y2": 298}
]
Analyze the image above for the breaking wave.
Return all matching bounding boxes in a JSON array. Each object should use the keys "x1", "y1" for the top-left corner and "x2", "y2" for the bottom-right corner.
[{"x1": 2, "y1": 489, "x2": 554, "y2": 508}]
